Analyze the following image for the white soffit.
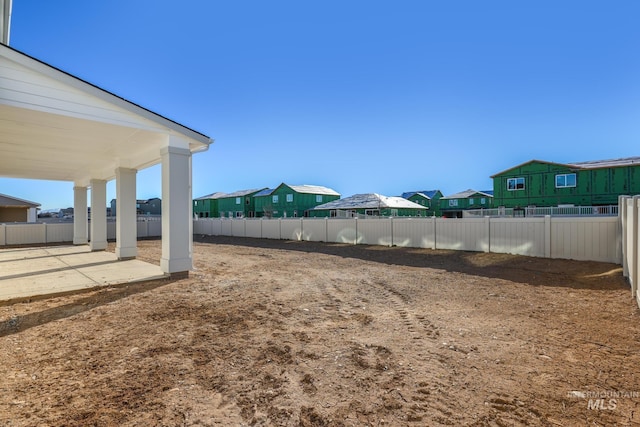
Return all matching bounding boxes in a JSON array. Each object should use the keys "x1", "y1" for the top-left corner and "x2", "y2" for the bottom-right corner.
[{"x1": 0, "y1": 44, "x2": 212, "y2": 185}]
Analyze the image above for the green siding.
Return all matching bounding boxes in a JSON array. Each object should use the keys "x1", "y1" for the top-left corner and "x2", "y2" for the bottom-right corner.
[
  {"x1": 254, "y1": 184, "x2": 340, "y2": 218},
  {"x1": 406, "y1": 192, "x2": 442, "y2": 216},
  {"x1": 492, "y1": 161, "x2": 640, "y2": 207},
  {"x1": 193, "y1": 199, "x2": 218, "y2": 218},
  {"x1": 440, "y1": 192, "x2": 493, "y2": 218},
  {"x1": 217, "y1": 191, "x2": 262, "y2": 218}
]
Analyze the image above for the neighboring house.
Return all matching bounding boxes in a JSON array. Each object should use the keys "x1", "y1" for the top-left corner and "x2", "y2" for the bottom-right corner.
[
  {"x1": 217, "y1": 189, "x2": 266, "y2": 218},
  {"x1": 110, "y1": 198, "x2": 161, "y2": 216},
  {"x1": 491, "y1": 157, "x2": 640, "y2": 209},
  {"x1": 0, "y1": 193, "x2": 40, "y2": 223},
  {"x1": 137, "y1": 198, "x2": 161, "y2": 215},
  {"x1": 439, "y1": 189, "x2": 494, "y2": 218},
  {"x1": 401, "y1": 190, "x2": 443, "y2": 217},
  {"x1": 309, "y1": 193, "x2": 428, "y2": 218},
  {"x1": 193, "y1": 192, "x2": 225, "y2": 218},
  {"x1": 254, "y1": 184, "x2": 340, "y2": 218}
]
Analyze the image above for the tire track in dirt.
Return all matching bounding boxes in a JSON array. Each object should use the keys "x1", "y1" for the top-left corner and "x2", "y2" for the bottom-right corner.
[{"x1": 366, "y1": 278, "x2": 461, "y2": 425}]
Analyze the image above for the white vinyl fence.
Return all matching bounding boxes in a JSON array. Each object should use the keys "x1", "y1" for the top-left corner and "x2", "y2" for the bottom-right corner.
[
  {"x1": 194, "y1": 215, "x2": 621, "y2": 264},
  {"x1": 620, "y1": 195, "x2": 640, "y2": 307},
  {"x1": 0, "y1": 217, "x2": 162, "y2": 246},
  {"x1": 0, "y1": 213, "x2": 624, "y2": 265}
]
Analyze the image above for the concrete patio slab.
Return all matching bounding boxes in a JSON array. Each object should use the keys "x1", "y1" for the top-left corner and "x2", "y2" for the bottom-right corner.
[{"x1": 0, "y1": 245, "x2": 167, "y2": 302}]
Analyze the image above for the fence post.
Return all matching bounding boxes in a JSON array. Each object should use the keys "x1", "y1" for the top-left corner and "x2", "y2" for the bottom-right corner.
[
  {"x1": 432, "y1": 216, "x2": 437, "y2": 250},
  {"x1": 620, "y1": 195, "x2": 629, "y2": 279},
  {"x1": 390, "y1": 217, "x2": 394, "y2": 247},
  {"x1": 325, "y1": 217, "x2": 328, "y2": 243},
  {"x1": 631, "y1": 196, "x2": 640, "y2": 298},
  {"x1": 544, "y1": 215, "x2": 551, "y2": 258},
  {"x1": 484, "y1": 216, "x2": 490, "y2": 253}
]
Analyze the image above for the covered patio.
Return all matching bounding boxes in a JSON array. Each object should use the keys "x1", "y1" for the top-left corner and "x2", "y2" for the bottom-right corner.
[{"x1": 0, "y1": 43, "x2": 212, "y2": 295}]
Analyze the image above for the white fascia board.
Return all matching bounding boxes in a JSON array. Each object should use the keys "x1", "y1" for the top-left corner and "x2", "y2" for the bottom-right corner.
[{"x1": 1, "y1": 45, "x2": 212, "y2": 150}]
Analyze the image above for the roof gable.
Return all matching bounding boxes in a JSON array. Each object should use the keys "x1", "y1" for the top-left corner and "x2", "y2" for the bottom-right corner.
[
  {"x1": 401, "y1": 190, "x2": 441, "y2": 200},
  {"x1": 272, "y1": 183, "x2": 340, "y2": 196},
  {"x1": 0, "y1": 193, "x2": 40, "y2": 208},
  {"x1": 441, "y1": 189, "x2": 493, "y2": 200},
  {"x1": 492, "y1": 156, "x2": 640, "y2": 178},
  {"x1": 313, "y1": 193, "x2": 427, "y2": 210}
]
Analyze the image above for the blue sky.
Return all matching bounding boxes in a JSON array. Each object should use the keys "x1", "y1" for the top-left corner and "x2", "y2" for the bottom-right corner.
[{"x1": 3, "y1": 0, "x2": 639, "y2": 210}]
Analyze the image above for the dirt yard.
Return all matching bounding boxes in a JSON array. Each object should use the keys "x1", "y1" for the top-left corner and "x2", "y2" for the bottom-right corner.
[{"x1": 1, "y1": 236, "x2": 639, "y2": 426}]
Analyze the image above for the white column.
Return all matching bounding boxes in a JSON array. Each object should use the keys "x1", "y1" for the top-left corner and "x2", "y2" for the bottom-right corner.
[
  {"x1": 115, "y1": 168, "x2": 137, "y2": 259},
  {"x1": 160, "y1": 146, "x2": 193, "y2": 274},
  {"x1": 73, "y1": 186, "x2": 88, "y2": 245},
  {"x1": 90, "y1": 179, "x2": 107, "y2": 251}
]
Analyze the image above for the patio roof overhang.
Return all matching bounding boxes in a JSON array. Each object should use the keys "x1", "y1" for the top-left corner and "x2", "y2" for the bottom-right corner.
[{"x1": 0, "y1": 43, "x2": 212, "y2": 186}]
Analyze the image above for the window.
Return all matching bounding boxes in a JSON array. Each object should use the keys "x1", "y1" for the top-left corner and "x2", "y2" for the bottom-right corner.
[
  {"x1": 272, "y1": 195, "x2": 279, "y2": 204},
  {"x1": 556, "y1": 173, "x2": 576, "y2": 188},
  {"x1": 469, "y1": 198, "x2": 474, "y2": 205},
  {"x1": 235, "y1": 197, "x2": 241, "y2": 204},
  {"x1": 449, "y1": 199, "x2": 458, "y2": 207},
  {"x1": 316, "y1": 195, "x2": 323, "y2": 203},
  {"x1": 480, "y1": 198, "x2": 486, "y2": 205},
  {"x1": 507, "y1": 177, "x2": 525, "y2": 191},
  {"x1": 286, "y1": 194, "x2": 293, "y2": 202}
]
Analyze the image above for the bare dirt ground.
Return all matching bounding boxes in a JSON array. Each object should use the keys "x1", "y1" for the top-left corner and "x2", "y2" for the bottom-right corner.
[{"x1": 1, "y1": 236, "x2": 640, "y2": 426}]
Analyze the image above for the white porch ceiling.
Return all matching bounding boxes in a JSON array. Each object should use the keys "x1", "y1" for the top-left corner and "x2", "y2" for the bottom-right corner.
[{"x1": 0, "y1": 44, "x2": 212, "y2": 186}]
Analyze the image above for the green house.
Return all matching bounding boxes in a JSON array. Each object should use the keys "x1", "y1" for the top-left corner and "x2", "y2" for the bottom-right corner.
[
  {"x1": 491, "y1": 157, "x2": 640, "y2": 208},
  {"x1": 254, "y1": 184, "x2": 340, "y2": 218},
  {"x1": 217, "y1": 189, "x2": 266, "y2": 218},
  {"x1": 309, "y1": 193, "x2": 428, "y2": 218},
  {"x1": 193, "y1": 192, "x2": 225, "y2": 218},
  {"x1": 401, "y1": 190, "x2": 443, "y2": 217},
  {"x1": 440, "y1": 189, "x2": 494, "y2": 218}
]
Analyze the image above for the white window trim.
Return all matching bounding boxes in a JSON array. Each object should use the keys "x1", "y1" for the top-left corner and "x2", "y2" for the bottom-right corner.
[
  {"x1": 555, "y1": 173, "x2": 577, "y2": 188},
  {"x1": 507, "y1": 177, "x2": 525, "y2": 191}
]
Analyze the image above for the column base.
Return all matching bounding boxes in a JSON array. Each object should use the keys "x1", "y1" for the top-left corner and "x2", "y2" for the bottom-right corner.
[
  {"x1": 116, "y1": 246, "x2": 137, "y2": 260},
  {"x1": 161, "y1": 257, "x2": 192, "y2": 274},
  {"x1": 73, "y1": 238, "x2": 88, "y2": 245},
  {"x1": 90, "y1": 241, "x2": 108, "y2": 251}
]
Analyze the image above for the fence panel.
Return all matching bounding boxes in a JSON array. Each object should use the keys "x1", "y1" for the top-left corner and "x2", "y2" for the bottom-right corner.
[
  {"x1": 327, "y1": 219, "x2": 357, "y2": 244},
  {"x1": 550, "y1": 216, "x2": 620, "y2": 263},
  {"x1": 261, "y1": 219, "x2": 281, "y2": 239},
  {"x1": 137, "y1": 221, "x2": 149, "y2": 238},
  {"x1": 280, "y1": 219, "x2": 303, "y2": 241},
  {"x1": 245, "y1": 219, "x2": 262, "y2": 238},
  {"x1": 357, "y1": 218, "x2": 393, "y2": 246},
  {"x1": 147, "y1": 220, "x2": 162, "y2": 237},
  {"x1": 392, "y1": 218, "x2": 435, "y2": 248},
  {"x1": 490, "y1": 218, "x2": 546, "y2": 257},
  {"x1": 302, "y1": 218, "x2": 327, "y2": 242},
  {"x1": 435, "y1": 218, "x2": 488, "y2": 252},
  {"x1": 231, "y1": 220, "x2": 246, "y2": 237},
  {"x1": 220, "y1": 219, "x2": 233, "y2": 236},
  {"x1": 46, "y1": 223, "x2": 74, "y2": 243},
  {"x1": 5, "y1": 224, "x2": 46, "y2": 245},
  {"x1": 0, "y1": 224, "x2": 4, "y2": 245}
]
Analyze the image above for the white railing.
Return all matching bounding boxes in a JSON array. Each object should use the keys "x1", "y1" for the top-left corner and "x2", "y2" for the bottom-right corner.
[{"x1": 464, "y1": 205, "x2": 619, "y2": 218}]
